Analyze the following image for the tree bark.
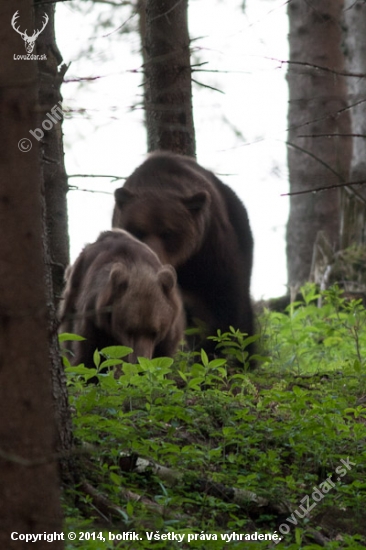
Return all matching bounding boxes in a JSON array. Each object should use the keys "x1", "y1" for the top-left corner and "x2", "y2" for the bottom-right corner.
[
  {"x1": 341, "y1": 1, "x2": 366, "y2": 247},
  {"x1": 0, "y1": 2, "x2": 63, "y2": 546},
  {"x1": 35, "y1": 0, "x2": 70, "y2": 306},
  {"x1": 142, "y1": 0, "x2": 196, "y2": 156},
  {"x1": 33, "y1": 1, "x2": 74, "y2": 479},
  {"x1": 286, "y1": 0, "x2": 351, "y2": 288}
]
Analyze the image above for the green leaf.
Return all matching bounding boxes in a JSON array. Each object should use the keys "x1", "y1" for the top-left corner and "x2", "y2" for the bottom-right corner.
[
  {"x1": 207, "y1": 358, "x2": 227, "y2": 369},
  {"x1": 109, "y1": 472, "x2": 122, "y2": 486},
  {"x1": 99, "y1": 358, "x2": 125, "y2": 368},
  {"x1": 58, "y1": 332, "x2": 86, "y2": 342},
  {"x1": 93, "y1": 348, "x2": 100, "y2": 368},
  {"x1": 187, "y1": 377, "x2": 204, "y2": 389},
  {"x1": 62, "y1": 356, "x2": 72, "y2": 369},
  {"x1": 65, "y1": 365, "x2": 96, "y2": 376},
  {"x1": 295, "y1": 527, "x2": 302, "y2": 546},
  {"x1": 150, "y1": 356, "x2": 174, "y2": 369},
  {"x1": 100, "y1": 345, "x2": 133, "y2": 359},
  {"x1": 242, "y1": 334, "x2": 260, "y2": 347},
  {"x1": 200, "y1": 348, "x2": 209, "y2": 367},
  {"x1": 126, "y1": 501, "x2": 134, "y2": 517},
  {"x1": 178, "y1": 370, "x2": 187, "y2": 382}
]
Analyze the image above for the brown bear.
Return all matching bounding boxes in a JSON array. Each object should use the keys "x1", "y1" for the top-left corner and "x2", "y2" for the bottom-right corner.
[
  {"x1": 112, "y1": 151, "x2": 254, "y2": 355},
  {"x1": 59, "y1": 229, "x2": 185, "y2": 368}
]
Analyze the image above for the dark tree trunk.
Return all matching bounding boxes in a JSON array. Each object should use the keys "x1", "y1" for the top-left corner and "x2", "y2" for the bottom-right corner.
[
  {"x1": 0, "y1": 2, "x2": 63, "y2": 546},
  {"x1": 142, "y1": 0, "x2": 196, "y2": 156},
  {"x1": 286, "y1": 0, "x2": 351, "y2": 288},
  {"x1": 34, "y1": 0, "x2": 70, "y2": 306},
  {"x1": 33, "y1": 1, "x2": 74, "y2": 479}
]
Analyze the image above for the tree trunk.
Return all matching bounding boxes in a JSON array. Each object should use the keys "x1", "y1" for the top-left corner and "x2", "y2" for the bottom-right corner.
[
  {"x1": 35, "y1": 0, "x2": 70, "y2": 305},
  {"x1": 0, "y1": 2, "x2": 63, "y2": 546},
  {"x1": 142, "y1": 0, "x2": 196, "y2": 156},
  {"x1": 286, "y1": 0, "x2": 351, "y2": 288},
  {"x1": 33, "y1": 2, "x2": 74, "y2": 479},
  {"x1": 341, "y1": 1, "x2": 366, "y2": 247}
]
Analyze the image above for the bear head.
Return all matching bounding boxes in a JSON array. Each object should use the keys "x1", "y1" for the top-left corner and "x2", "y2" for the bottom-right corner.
[
  {"x1": 113, "y1": 188, "x2": 211, "y2": 267},
  {"x1": 94, "y1": 260, "x2": 182, "y2": 362}
]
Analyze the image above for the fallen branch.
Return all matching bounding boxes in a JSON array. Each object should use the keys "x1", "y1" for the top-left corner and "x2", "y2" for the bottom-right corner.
[
  {"x1": 119, "y1": 453, "x2": 287, "y2": 515},
  {"x1": 80, "y1": 481, "x2": 127, "y2": 523}
]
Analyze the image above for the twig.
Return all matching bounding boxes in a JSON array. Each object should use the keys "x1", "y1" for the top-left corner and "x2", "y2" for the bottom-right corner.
[
  {"x1": 298, "y1": 133, "x2": 366, "y2": 139},
  {"x1": 266, "y1": 56, "x2": 366, "y2": 79},
  {"x1": 192, "y1": 79, "x2": 224, "y2": 94},
  {"x1": 68, "y1": 186, "x2": 113, "y2": 195},
  {"x1": 281, "y1": 179, "x2": 366, "y2": 198},
  {"x1": 68, "y1": 174, "x2": 126, "y2": 181}
]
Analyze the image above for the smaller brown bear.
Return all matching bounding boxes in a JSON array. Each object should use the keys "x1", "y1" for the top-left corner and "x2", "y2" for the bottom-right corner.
[{"x1": 59, "y1": 229, "x2": 185, "y2": 368}]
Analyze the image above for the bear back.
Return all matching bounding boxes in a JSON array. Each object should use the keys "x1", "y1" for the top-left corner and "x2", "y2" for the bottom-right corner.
[{"x1": 112, "y1": 152, "x2": 254, "y2": 357}]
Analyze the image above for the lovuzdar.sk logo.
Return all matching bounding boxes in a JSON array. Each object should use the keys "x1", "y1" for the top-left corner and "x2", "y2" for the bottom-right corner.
[{"x1": 11, "y1": 10, "x2": 48, "y2": 60}]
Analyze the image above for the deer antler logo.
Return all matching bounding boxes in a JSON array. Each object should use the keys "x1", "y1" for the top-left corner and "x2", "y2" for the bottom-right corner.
[{"x1": 11, "y1": 10, "x2": 49, "y2": 54}]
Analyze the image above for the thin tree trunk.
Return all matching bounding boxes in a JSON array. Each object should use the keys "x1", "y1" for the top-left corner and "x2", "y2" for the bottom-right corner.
[
  {"x1": 0, "y1": 2, "x2": 63, "y2": 546},
  {"x1": 286, "y1": 0, "x2": 351, "y2": 287},
  {"x1": 34, "y1": 2, "x2": 74, "y2": 478},
  {"x1": 341, "y1": 1, "x2": 366, "y2": 247},
  {"x1": 35, "y1": 0, "x2": 70, "y2": 305},
  {"x1": 143, "y1": 0, "x2": 196, "y2": 156}
]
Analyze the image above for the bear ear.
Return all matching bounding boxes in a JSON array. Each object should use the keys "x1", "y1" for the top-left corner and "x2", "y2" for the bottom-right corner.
[
  {"x1": 114, "y1": 187, "x2": 135, "y2": 209},
  {"x1": 98, "y1": 263, "x2": 129, "y2": 309},
  {"x1": 158, "y1": 265, "x2": 177, "y2": 294},
  {"x1": 96, "y1": 263, "x2": 129, "y2": 329},
  {"x1": 109, "y1": 263, "x2": 129, "y2": 292},
  {"x1": 182, "y1": 191, "x2": 209, "y2": 212}
]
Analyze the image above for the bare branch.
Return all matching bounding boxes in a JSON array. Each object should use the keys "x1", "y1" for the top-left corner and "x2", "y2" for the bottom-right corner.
[
  {"x1": 283, "y1": 142, "x2": 366, "y2": 204},
  {"x1": 192, "y1": 78, "x2": 224, "y2": 94},
  {"x1": 286, "y1": 140, "x2": 341, "y2": 180},
  {"x1": 63, "y1": 76, "x2": 103, "y2": 83},
  {"x1": 80, "y1": 482, "x2": 127, "y2": 523},
  {"x1": 267, "y1": 56, "x2": 366, "y2": 79},
  {"x1": 298, "y1": 133, "x2": 366, "y2": 139},
  {"x1": 281, "y1": 179, "x2": 366, "y2": 198},
  {"x1": 68, "y1": 173, "x2": 126, "y2": 182}
]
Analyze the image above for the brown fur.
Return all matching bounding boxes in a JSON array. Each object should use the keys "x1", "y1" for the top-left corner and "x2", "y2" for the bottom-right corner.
[
  {"x1": 59, "y1": 229, "x2": 185, "y2": 367},
  {"x1": 112, "y1": 151, "x2": 254, "y2": 353}
]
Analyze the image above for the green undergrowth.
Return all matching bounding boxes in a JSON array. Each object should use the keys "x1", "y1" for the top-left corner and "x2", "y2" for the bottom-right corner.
[{"x1": 62, "y1": 285, "x2": 366, "y2": 549}]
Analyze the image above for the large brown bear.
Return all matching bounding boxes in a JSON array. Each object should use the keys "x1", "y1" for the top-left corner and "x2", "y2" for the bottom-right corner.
[
  {"x1": 59, "y1": 229, "x2": 185, "y2": 368},
  {"x1": 112, "y1": 151, "x2": 254, "y2": 354}
]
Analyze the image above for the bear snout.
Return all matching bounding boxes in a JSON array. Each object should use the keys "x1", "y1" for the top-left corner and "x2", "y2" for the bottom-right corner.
[{"x1": 124, "y1": 335, "x2": 156, "y2": 364}]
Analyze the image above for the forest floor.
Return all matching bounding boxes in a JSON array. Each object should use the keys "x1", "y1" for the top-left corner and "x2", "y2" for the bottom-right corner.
[{"x1": 62, "y1": 285, "x2": 366, "y2": 549}]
